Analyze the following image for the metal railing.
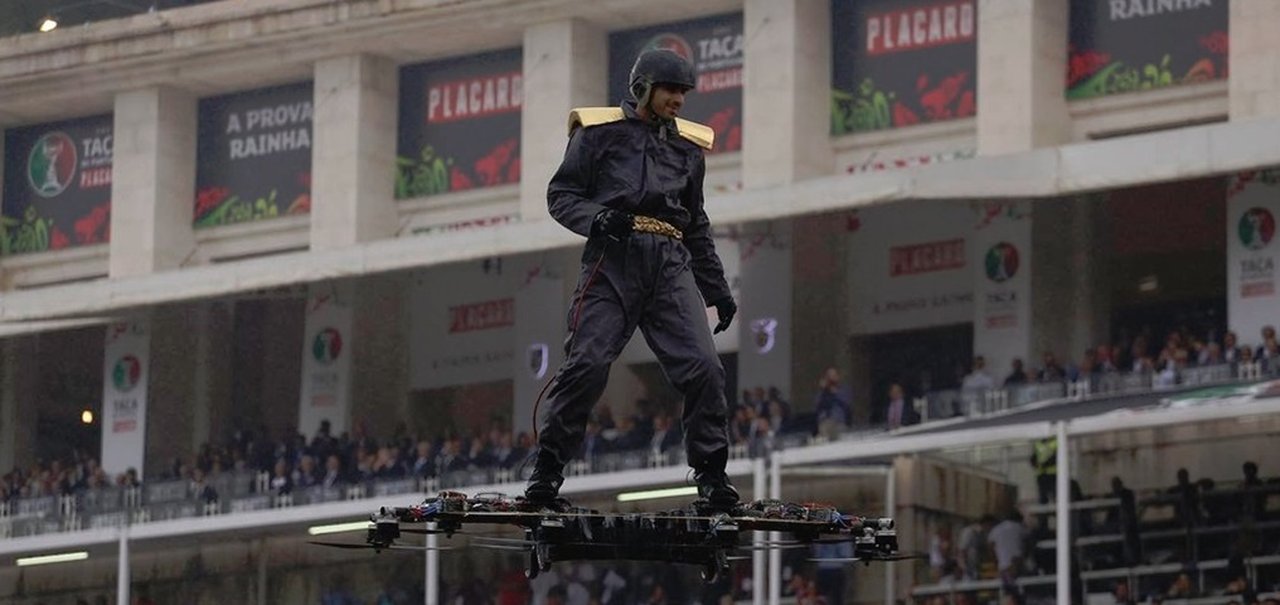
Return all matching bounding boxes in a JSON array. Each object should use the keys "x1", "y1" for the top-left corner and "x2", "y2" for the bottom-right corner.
[{"x1": 3, "y1": 361, "x2": 1276, "y2": 540}]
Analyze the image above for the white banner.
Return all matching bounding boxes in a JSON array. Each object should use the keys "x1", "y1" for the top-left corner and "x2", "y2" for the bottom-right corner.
[
  {"x1": 298, "y1": 281, "x2": 354, "y2": 438},
  {"x1": 848, "y1": 200, "x2": 975, "y2": 335},
  {"x1": 971, "y1": 201, "x2": 1033, "y2": 378},
  {"x1": 411, "y1": 257, "x2": 534, "y2": 389},
  {"x1": 1227, "y1": 170, "x2": 1280, "y2": 343},
  {"x1": 101, "y1": 319, "x2": 150, "y2": 477}
]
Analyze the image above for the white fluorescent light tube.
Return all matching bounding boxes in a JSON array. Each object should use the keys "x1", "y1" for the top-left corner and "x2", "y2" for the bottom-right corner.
[
  {"x1": 307, "y1": 521, "x2": 371, "y2": 536},
  {"x1": 17, "y1": 551, "x2": 88, "y2": 566},
  {"x1": 616, "y1": 485, "x2": 699, "y2": 502}
]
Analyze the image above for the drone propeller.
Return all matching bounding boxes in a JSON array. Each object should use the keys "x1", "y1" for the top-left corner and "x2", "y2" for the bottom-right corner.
[
  {"x1": 734, "y1": 543, "x2": 810, "y2": 552},
  {"x1": 309, "y1": 541, "x2": 456, "y2": 552},
  {"x1": 808, "y1": 552, "x2": 923, "y2": 563}
]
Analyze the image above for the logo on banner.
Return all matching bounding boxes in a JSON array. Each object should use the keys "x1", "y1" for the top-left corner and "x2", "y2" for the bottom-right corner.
[
  {"x1": 112, "y1": 355, "x2": 142, "y2": 393},
  {"x1": 311, "y1": 328, "x2": 344, "y2": 365},
  {"x1": 751, "y1": 318, "x2": 778, "y2": 354},
  {"x1": 527, "y1": 343, "x2": 549, "y2": 380},
  {"x1": 27, "y1": 131, "x2": 78, "y2": 198},
  {"x1": 1239, "y1": 208, "x2": 1276, "y2": 250},
  {"x1": 984, "y1": 242, "x2": 1020, "y2": 283},
  {"x1": 644, "y1": 33, "x2": 695, "y2": 63}
]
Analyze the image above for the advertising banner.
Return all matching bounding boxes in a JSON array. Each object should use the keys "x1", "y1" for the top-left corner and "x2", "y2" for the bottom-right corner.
[
  {"x1": 101, "y1": 319, "x2": 150, "y2": 476},
  {"x1": 609, "y1": 13, "x2": 744, "y2": 154},
  {"x1": 194, "y1": 81, "x2": 313, "y2": 228},
  {"x1": 410, "y1": 257, "x2": 530, "y2": 389},
  {"x1": 831, "y1": 0, "x2": 978, "y2": 135},
  {"x1": 298, "y1": 281, "x2": 354, "y2": 438},
  {"x1": 848, "y1": 200, "x2": 976, "y2": 335},
  {"x1": 1067, "y1": 0, "x2": 1227, "y2": 100},
  {"x1": 2, "y1": 114, "x2": 113, "y2": 255},
  {"x1": 397, "y1": 48, "x2": 523, "y2": 199},
  {"x1": 971, "y1": 201, "x2": 1033, "y2": 379},
  {"x1": 735, "y1": 223, "x2": 793, "y2": 398},
  {"x1": 1226, "y1": 169, "x2": 1280, "y2": 344}
]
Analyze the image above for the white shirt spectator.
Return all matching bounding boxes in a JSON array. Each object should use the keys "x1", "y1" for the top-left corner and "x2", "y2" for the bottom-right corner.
[
  {"x1": 962, "y1": 370, "x2": 994, "y2": 391},
  {"x1": 987, "y1": 518, "x2": 1028, "y2": 572}
]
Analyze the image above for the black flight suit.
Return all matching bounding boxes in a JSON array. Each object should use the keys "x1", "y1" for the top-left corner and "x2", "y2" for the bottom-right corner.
[{"x1": 537, "y1": 100, "x2": 732, "y2": 475}]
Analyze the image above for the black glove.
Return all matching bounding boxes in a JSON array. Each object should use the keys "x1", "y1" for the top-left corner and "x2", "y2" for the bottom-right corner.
[
  {"x1": 591, "y1": 209, "x2": 634, "y2": 241},
  {"x1": 712, "y1": 297, "x2": 736, "y2": 334}
]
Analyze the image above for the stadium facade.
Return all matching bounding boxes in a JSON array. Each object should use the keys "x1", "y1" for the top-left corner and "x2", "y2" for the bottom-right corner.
[{"x1": 2, "y1": 1, "x2": 1280, "y2": 603}]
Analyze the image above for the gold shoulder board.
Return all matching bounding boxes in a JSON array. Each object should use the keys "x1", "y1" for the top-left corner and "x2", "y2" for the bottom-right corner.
[
  {"x1": 567, "y1": 107, "x2": 625, "y2": 135},
  {"x1": 674, "y1": 117, "x2": 714, "y2": 151}
]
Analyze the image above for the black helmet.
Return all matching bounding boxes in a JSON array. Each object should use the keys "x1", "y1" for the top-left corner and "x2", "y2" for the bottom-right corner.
[{"x1": 629, "y1": 49, "x2": 696, "y2": 108}]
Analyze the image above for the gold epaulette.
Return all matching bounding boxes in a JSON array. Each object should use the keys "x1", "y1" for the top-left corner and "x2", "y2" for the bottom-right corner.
[
  {"x1": 674, "y1": 117, "x2": 714, "y2": 151},
  {"x1": 567, "y1": 107, "x2": 624, "y2": 134},
  {"x1": 566, "y1": 107, "x2": 716, "y2": 151}
]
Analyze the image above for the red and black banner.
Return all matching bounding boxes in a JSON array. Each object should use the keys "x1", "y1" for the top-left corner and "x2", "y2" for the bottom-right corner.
[
  {"x1": 1067, "y1": 0, "x2": 1227, "y2": 100},
  {"x1": 195, "y1": 82, "x2": 313, "y2": 228},
  {"x1": 609, "y1": 13, "x2": 744, "y2": 154},
  {"x1": 2, "y1": 114, "x2": 113, "y2": 255},
  {"x1": 831, "y1": 0, "x2": 978, "y2": 134},
  {"x1": 397, "y1": 48, "x2": 523, "y2": 199}
]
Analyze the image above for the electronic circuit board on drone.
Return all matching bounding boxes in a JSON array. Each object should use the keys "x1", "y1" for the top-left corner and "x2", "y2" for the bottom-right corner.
[{"x1": 312, "y1": 491, "x2": 907, "y2": 582}]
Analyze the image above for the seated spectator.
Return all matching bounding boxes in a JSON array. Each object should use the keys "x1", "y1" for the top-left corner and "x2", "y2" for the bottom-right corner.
[
  {"x1": 885, "y1": 383, "x2": 917, "y2": 430},
  {"x1": 766, "y1": 386, "x2": 791, "y2": 423},
  {"x1": 410, "y1": 441, "x2": 433, "y2": 478},
  {"x1": 766, "y1": 399, "x2": 790, "y2": 434},
  {"x1": 1166, "y1": 572, "x2": 1193, "y2": 599},
  {"x1": 293, "y1": 455, "x2": 320, "y2": 488},
  {"x1": 269, "y1": 459, "x2": 292, "y2": 496},
  {"x1": 1038, "y1": 351, "x2": 1065, "y2": 383},
  {"x1": 1200, "y1": 341, "x2": 1224, "y2": 366},
  {"x1": 962, "y1": 356, "x2": 995, "y2": 390},
  {"x1": 321, "y1": 454, "x2": 346, "y2": 488},
  {"x1": 1257, "y1": 325, "x2": 1279, "y2": 364},
  {"x1": 814, "y1": 367, "x2": 851, "y2": 437},
  {"x1": 649, "y1": 414, "x2": 682, "y2": 452},
  {"x1": 1223, "y1": 331, "x2": 1242, "y2": 363},
  {"x1": 189, "y1": 468, "x2": 218, "y2": 504},
  {"x1": 582, "y1": 420, "x2": 607, "y2": 459},
  {"x1": 1113, "y1": 580, "x2": 1135, "y2": 605},
  {"x1": 1004, "y1": 358, "x2": 1028, "y2": 386}
]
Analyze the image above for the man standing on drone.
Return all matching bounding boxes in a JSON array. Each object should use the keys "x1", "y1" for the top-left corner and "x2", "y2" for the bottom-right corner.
[{"x1": 524, "y1": 49, "x2": 739, "y2": 509}]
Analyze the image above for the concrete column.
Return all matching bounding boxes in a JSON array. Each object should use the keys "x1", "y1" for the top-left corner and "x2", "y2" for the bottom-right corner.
[
  {"x1": 977, "y1": 0, "x2": 1071, "y2": 155},
  {"x1": 1031, "y1": 197, "x2": 1109, "y2": 366},
  {"x1": 348, "y1": 274, "x2": 409, "y2": 440},
  {"x1": 742, "y1": 0, "x2": 833, "y2": 188},
  {"x1": 311, "y1": 54, "x2": 399, "y2": 251},
  {"x1": 1230, "y1": 0, "x2": 1280, "y2": 120},
  {"x1": 191, "y1": 301, "x2": 234, "y2": 449},
  {"x1": 147, "y1": 306, "x2": 198, "y2": 473},
  {"x1": 519, "y1": 19, "x2": 608, "y2": 221},
  {"x1": 790, "y1": 214, "x2": 852, "y2": 414},
  {"x1": 736, "y1": 221, "x2": 794, "y2": 404},
  {"x1": 110, "y1": 87, "x2": 197, "y2": 277},
  {"x1": 0, "y1": 336, "x2": 39, "y2": 471}
]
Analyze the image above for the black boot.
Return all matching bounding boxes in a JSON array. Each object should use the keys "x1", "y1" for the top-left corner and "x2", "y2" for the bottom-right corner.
[
  {"x1": 523, "y1": 450, "x2": 565, "y2": 505},
  {"x1": 693, "y1": 449, "x2": 739, "y2": 509},
  {"x1": 694, "y1": 467, "x2": 740, "y2": 508}
]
